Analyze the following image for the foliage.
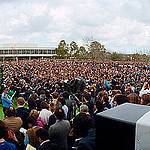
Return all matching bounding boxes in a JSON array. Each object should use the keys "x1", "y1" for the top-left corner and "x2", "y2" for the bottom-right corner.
[
  {"x1": 110, "y1": 52, "x2": 123, "y2": 61},
  {"x1": 89, "y1": 41, "x2": 105, "y2": 52},
  {"x1": 132, "y1": 53, "x2": 141, "y2": 61},
  {"x1": 56, "y1": 40, "x2": 68, "y2": 58},
  {"x1": 74, "y1": 46, "x2": 86, "y2": 57},
  {"x1": 131, "y1": 53, "x2": 150, "y2": 62},
  {"x1": 88, "y1": 41, "x2": 106, "y2": 60},
  {"x1": 55, "y1": 39, "x2": 149, "y2": 62},
  {"x1": 70, "y1": 41, "x2": 79, "y2": 56}
]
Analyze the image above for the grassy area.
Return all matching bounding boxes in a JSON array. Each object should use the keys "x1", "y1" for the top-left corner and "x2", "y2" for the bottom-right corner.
[
  {"x1": 0, "y1": 104, "x2": 4, "y2": 120},
  {"x1": 0, "y1": 99, "x2": 17, "y2": 120},
  {"x1": 0, "y1": 99, "x2": 28, "y2": 120},
  {"x1": 0, "y1": 68, "x2": 28, "y2": 120}
]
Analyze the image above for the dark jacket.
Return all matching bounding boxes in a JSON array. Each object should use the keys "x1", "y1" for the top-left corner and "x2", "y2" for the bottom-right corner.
[
  {"x1": 16, "y1": 107, "x2": 29, "y2": 129},
  {"x1": 37, "y1": 140, "x2": 57, "y2": 150},
  {"x1": 77, "y1": 129, "x2": 96, "y2": 150}
]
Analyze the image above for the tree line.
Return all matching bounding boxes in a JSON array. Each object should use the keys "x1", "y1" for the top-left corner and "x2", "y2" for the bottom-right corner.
[{"x1": 55, "y1": 40, "x2": 150, "y2": 62}]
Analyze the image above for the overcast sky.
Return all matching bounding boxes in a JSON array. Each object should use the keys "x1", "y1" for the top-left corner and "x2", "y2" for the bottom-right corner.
[{"x1": 0, "y1": 0, "x2": 150, "y2": 53}]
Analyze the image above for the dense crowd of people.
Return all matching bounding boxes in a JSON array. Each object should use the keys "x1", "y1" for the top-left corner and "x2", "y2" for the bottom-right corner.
[{"x1": 0, "y1": 59, "x2": 150, "y2": 150}]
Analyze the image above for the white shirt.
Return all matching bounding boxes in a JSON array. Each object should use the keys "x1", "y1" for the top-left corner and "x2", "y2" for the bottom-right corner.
[
  {"x1": 139, "y1": 88, "x2": 150, "y2": 97},
  {"x1": 62, "y1": 105, "x2": 68, "y2": 118},
  {"x1": 39, "y1": 109, "x2": 52, "y2": 125}
]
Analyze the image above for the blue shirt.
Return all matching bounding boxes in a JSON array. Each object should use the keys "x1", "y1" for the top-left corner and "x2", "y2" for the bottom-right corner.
[
  {"x1": 104, "y1": 80, "x2": 111, "y2": 90},
  {"x1": 1, "y1": 93, "x2": 12, "y2": 108},
  {"x1": 0, "y1": 141, "x2": 17, "y2": 150}
]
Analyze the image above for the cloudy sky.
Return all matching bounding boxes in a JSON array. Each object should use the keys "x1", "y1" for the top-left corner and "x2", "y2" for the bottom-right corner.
[{"x1": 0, "y1": 0, "x2": 150, "y2": 53}]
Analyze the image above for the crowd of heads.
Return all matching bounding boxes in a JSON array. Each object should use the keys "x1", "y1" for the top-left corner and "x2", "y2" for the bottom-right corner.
[{"x1": 0, "y1": 59, "x2": 150, "y2": 150}]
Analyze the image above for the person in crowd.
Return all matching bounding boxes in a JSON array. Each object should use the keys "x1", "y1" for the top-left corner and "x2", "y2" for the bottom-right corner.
[
  {"x1": 1, "y1": 88, "x2": 13, "y2": 115},
  {"x1": 127, "y1": 93, "x2": 140, "y2": 104},
  {"x1": 139, "y1": 82, "x2": 150, "y2": 97},
  {"x1": 49, "y1": 102, "x2": 55, "y2": 113},
  {"x1": 51, "y1": 92, "x2": 59, "y2": 107},
  {"x1": 0, "y1": 120, "x2": 24, "y2": 150},
  {"x1": 48, "y1": 113, "x2": 57, "y2": 128},
  {"x1": 0, "y1": 120, "x2": 17, "y2": 150},
  {"x1": 80, "y1": 104, "x2": 90, "y2": 114},
  {"x1": 63, "y1": 91, "x2": 73, "y2": 120},
  {"x1": 48, "y1": 108, "x2": 70, "y2": 150},
  {"x1": 39, "y1": 101, "x2": 52, "y2": 126},
  {"x1": 3, "y1": 107, "x2": 22, "y2": 133},
  {"x1": 59, "y1": 97, "x2": 68, "y2": 119},
  {"x1": 29, "y1": 109, "x2": 39, "y2": 119},
  {"x1": 16, "y1": 97, "x2": 29, "y2": 129},
  {"x1": 113, "y1": 94, "x2": 129, "y2": 106},
  {"x1": 28, "y1": 93, "x2": 37, "y2": 111},
  {"x1": 85, "y1": 91, "x2": 95, "y2": 117},
  {"x1": 125, "y1": 83, "x2": 135, "y2": 94},
  {"x1": 29, "y1": 109, "x2": 45, "y2": 128},
  {"x1": 104, "y1": 76, "x2": 111, "y2": 91},
  {"x1": 73, "y1": 104, "x2": 94, "y2": 139},
  {"x1": 39, "y1": 90, "x2": 46, "y2": 101},
  {"x1": 102, "y1": 95, "x2": 111, "y2": 110},
  {"x1": 36, "y1": 128, "x2": 57, "y2": 150},
  {"x1": 72, "y1": 105, "x2": 95, "y2": 150},
  {"x1": 94, "y1": 100, "x2": 104, "y2": 115},
  {"x1": 25, "y1": 116, "x2": 40, "y2": 148},
  {"x1": 140, "y1": 94, "x2": 150, "y2": 105}
]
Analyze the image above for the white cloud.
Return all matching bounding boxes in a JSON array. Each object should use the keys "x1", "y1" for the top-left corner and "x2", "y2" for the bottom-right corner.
[{"x1": 0, "y1": 0, "x2": 149, "y2": 53}]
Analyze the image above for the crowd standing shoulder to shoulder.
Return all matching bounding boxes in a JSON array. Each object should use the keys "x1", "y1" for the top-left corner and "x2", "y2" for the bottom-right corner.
[{"x1": 0, "y1": 59, "x2": 149, "y2": 150}]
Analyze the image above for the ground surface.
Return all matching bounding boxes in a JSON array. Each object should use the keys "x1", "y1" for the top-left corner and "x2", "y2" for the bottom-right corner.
[{"x1": 0, "y1": 104, "x2": 4, "y2": 120}]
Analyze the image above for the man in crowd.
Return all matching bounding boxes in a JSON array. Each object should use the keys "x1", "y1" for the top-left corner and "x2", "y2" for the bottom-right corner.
[{"x1": 36, "y1": 128, "x2": 57, "y2": 150}]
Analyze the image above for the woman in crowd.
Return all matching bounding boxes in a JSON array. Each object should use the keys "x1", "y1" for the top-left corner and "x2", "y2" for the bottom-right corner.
[
  {"x1": 0, "y1": 120, "x2": 17, "y2": 150},
  {"x1": 3, "y1": 107, "x2": 22, "y2": 134},
  {"x1": 39, "y1": 101, "x2": 52, "y2": 127},
  {"x1": 25, "y1": 116, "x2": 40, "y2": 148}
]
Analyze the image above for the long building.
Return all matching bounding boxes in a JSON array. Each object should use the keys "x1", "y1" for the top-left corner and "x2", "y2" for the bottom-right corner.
[{"x1": 0, "y1": 46, "x2": 57, "y2": 60}]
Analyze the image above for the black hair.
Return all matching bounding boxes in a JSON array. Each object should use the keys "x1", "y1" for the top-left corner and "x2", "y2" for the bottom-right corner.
[
  {"x1": 114, "y1": 94, "x2": 128, "y2": 105},
  {"x1": 40, "y1": 101, "x2": 48, "y2": 109},
  {"x1": 0, "y1": 120, "x2": 7, "y2": 139},
  {"x1": 36, "y1": 128, "x2": 49, "y2": 141},
  {"x1": 54, "y1": 108, "x2": 65, "y2": 120},
  {"x1": 27, "y1": 116, "x2": 37, "y2": 126},
  {"x1": 5, "y1": 107, "x2": 16, "y2": 117},
  {"x1": 62, "y1": 91, "x2": 69, "y2": 99},
  {"x1": 58, "y1": 97, "x2": 66, "y2": 106},
  {"x1": 96, "y1": 100, "x2": 104, "y2": 112}
]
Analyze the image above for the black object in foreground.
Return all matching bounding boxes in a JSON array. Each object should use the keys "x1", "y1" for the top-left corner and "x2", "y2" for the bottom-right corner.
[{"x1": 96, "y1": 103, "x2": 150, "y2": 150}]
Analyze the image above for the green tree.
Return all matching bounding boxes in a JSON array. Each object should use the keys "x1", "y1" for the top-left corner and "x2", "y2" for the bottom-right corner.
[
  {"x1": 89, "y1": 41, "x2": 106, "y2": 60},
  {"x1": 79, "y1": 46, "x2": 86, "y2": 54},
  {"x1": 70, "y1": 41, "x2": 78, "y2": 56},
  {"x1": 74, "y1": 46, "x2": 86, "y2": 58},
  {"x1": 110, "y1": 52, "x2": 123, "y2": 61},
  {"x1": 56, "y1": 40, "x2": 69, "y2": 58},
  {"x1": 142, "y1": 54, "x2": 150, "y2": 62},
  {"x1": 132, "y1": 53, "x2": 141, "y2": 61}
]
